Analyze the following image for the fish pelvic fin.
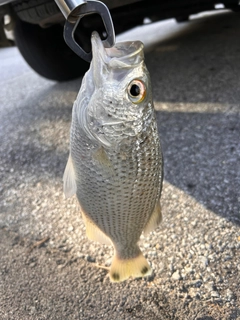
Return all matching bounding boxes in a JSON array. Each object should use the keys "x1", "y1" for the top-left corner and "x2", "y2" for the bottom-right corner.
[
  {"x1": 81, "y1": 208, "x2": 112, "y2": 245},
  {"x1": 144, "y1": 201, "x2": 162, "y2": 236},
  {"x1": 63, "y1": 154, "x2": 77, "y2": 198},
  {"x1": 110, "y1": 247, "x2": 152, "y2": 282}
]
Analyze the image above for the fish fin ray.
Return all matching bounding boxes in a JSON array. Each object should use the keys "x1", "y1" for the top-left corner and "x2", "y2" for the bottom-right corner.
[
  {"x1": 144, "y1": 201, "x2": 162, "y2": 235},
  {"x1": 63, "y1": 154, "x2": 77, "y2": 198},
  {"x1": 81, "y1": 209, "x2": 112, "y2": 245},
  {"x1": 110, "y1": 249, "x2": 152, "y2": 282},
  {"x1": 93, "y1": 146, "x2": 114, "y2": 174}
]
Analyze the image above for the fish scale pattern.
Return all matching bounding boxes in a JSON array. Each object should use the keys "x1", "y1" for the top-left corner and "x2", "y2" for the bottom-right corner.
[{"x1": 71, "y1": 110, "x2": 162, "y2": 259}]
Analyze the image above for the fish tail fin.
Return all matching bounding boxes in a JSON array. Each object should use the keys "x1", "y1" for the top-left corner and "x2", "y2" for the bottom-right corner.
[{"x1": 109, "y1": 247, "x2": 152, "y2": 283}]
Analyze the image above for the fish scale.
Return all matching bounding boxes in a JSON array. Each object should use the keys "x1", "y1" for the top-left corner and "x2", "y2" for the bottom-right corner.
[
  {"x1": 72, "y1": 125, "x2": 159, "y2": 236},
  {"x1": 63, "y1": 32, "x2": 163, "y2": 282}
]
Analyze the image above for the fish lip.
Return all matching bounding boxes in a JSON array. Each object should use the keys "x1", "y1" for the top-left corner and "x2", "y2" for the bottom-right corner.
[
  {"x1": 106, "y1": 41, "x2": 144, "y2": 61},
  {"x1": 91, "y1": 32, "x2": 144, "y2": 69}
]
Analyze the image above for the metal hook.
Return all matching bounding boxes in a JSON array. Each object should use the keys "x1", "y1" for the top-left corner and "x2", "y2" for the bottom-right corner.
[{"x1": 55, "y1": 0, "x2": 115, "y2": 62}]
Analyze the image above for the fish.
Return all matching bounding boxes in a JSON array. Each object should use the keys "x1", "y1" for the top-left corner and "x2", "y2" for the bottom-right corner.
[{"x1": 63, "y1": 32, "x2": 163, "y2": 282}]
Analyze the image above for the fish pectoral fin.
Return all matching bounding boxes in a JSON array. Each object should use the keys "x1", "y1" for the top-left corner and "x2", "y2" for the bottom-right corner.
[
  {"x1": 109, "y1": 248, "x2": 152, "y2": 283},
  {"x1": 93, "y1": 146, "x2": 114, "y2": 173},
  {"x1": 81, "y1": 209, "x2": 112, "y2": 245},
  {"x1": 63, "y1": 154, "x2": 77, "y2": 198},
  {"x1": 144, "y1": 201, "x2": 162, "y2": 236}
]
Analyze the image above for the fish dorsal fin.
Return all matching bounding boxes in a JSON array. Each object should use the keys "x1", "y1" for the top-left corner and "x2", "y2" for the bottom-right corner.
[
  {"x1": 63, "y1": 154, "x2": 77, "y2": 198},
  {"x1": 144, "y1": 201, "x2": 162, "y2": 235},
  {"x1": 81, "y1": 208, "x2": 112, "y2": 245}
]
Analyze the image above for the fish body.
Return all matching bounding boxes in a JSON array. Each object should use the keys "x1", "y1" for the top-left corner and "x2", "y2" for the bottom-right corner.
[{"x1": 63, "y1": 32, "x2": 163, "y2": 282}]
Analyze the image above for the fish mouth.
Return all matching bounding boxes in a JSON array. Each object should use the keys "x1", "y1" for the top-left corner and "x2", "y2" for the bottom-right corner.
[{"x1": 91, "y1": 31, "x2": 144, "y2": 71}]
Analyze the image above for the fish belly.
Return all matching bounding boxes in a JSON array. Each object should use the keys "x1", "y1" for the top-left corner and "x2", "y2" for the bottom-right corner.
[{"x1": 70, "y1": 115, "x2": 162, "y2": 255}]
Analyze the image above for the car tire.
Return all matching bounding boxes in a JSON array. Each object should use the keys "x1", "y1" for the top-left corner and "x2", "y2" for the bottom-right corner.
[{"x1": 14, "y1": 19, "x2": 89, "y2": 81}]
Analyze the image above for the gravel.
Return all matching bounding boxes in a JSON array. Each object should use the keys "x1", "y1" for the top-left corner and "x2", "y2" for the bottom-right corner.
[{"x1": 0, "y1": 10, "x2": 240, "y2": 320}]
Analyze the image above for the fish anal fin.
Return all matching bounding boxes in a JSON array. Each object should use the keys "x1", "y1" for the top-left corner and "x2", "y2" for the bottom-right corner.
[
  {"x1": 110, "y1": 249, "x2": 152, "y2": 283},
  {"x1": 144, "y1": 201, "x2": 162, "y2": 236},
  {"x1": 81, "y1": 209, "x2": 112, "y2": 245},
  {"x1": 63, "y1": 154, "x2": 77, "y2": 198}
]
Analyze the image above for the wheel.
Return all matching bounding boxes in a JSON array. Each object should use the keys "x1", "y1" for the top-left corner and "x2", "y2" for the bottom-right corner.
[{"x1": 14, "y1": 19, "x2": 89, "y2": 81}]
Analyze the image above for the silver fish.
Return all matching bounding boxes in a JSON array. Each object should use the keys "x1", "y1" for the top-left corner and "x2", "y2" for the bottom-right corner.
[{"x1": 63, "y1": 32, "x2": 163, "y2": 282}]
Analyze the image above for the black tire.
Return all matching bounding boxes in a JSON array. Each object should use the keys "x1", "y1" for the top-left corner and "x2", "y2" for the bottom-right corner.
[{"x1": 14, "y1": 19, "x2": 89, "y2": 81}]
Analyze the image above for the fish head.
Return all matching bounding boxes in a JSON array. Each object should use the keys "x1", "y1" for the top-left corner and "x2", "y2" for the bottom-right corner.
[{"x1": 83, "y1": 32, "x2": 155, "y2": 148}]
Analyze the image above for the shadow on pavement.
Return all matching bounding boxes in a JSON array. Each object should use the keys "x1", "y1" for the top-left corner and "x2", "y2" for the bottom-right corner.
[{"x1": 145, "y1": 11, "x2": 240, "y2": 224}]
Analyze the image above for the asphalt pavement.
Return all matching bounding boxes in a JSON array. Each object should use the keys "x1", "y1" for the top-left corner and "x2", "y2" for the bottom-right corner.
[{"x1": 0, "y1": 10, "x2": 239, "y2": 320}]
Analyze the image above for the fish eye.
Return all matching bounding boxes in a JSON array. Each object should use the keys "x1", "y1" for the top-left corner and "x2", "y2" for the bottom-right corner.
[{"x1": 127, "y1": 80, "x2": 146, "y2": 104}]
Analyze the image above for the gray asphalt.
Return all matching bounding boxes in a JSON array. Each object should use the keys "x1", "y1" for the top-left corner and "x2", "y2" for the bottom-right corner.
[{"x1": 0, "y1": 10, "x2": 239, "y2": 320}]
